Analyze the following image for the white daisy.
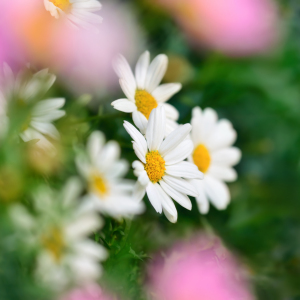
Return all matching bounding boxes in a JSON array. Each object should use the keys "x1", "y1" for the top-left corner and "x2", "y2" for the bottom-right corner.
[
  {"x1": 44, "y1": 0, "x2": 102, "y2": 31},
  {"x1": 189, "y1": 107, "x2": 242, "y2": 214},
  {"x1": 9, "y1": 178, "x2": 107, "y2": 291},
  {"x1": 112, "y1": 51, "x2": 182, "y2": 135},
  {"x1": 124, "y1": 105, "x2": 203, "y2": 223},
  {"x1": 76, "y1": 131, "x2": 145, "y2": 218},
  {"x1": 0, "y1": 64, "x2": 65, "y2": 150}
]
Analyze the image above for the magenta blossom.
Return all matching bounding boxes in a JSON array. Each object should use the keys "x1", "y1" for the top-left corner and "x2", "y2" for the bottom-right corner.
[
  {"x1": 155, "y1": 0, "x2": 279, "y2": 56},
  {"x1": 147, "y1": 234, "x2": 254, "y2": 300},
  {"x1": 60, "y1": 284, "x2": 115, "y2": 300}
]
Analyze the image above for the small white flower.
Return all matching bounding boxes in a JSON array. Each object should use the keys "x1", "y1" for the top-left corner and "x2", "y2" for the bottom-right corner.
[
  {"x1": 76, "y1": 131, "x2": 145, "y2": 218},
  {"x1": 9, "y1": 178, "x2": 107, "y2": 291},
  {"x1": 112, "y1": 51, "x2": 182, "y2": 135},
  {"x1": 0, "y1": 64, "x2": 65, "y2": 150},
  {"x1": 189, "y1": 107, "x2": 242, "y2": 214},
  {"x1": 124, "y1": 106, "x2": 203, "y2": 223},
  {"x1": 44, "y1": 0, "x2": 102, "y2": 31}
]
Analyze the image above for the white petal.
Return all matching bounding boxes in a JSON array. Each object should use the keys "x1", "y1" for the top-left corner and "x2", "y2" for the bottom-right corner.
[
  {"x1": 163, "y1": 206, "x2": 178, "y2": 223},
  {"x1": 191, "y1": 107, "x2": 218, "y2": 145},
  {"x1": 20, "y1": 128, "x2": 54, "y2": 151},
  {"x1": 32, "y1": 98, "x2": 65, "y2": 116},
  {"x1": 164, "y1": 139, "x2": 193, "y2": 165},
  {"x1": 204, "y1": 175, "x2": 230, "y2": 210},
  {"x1": 32, "y1": 110, "x2": 65, "y2": 122},
  {"x1": 163, "y1": 103, "x2": 179, "y2": 121},
  {"x1": 135, "y1": 51, "x2": 150, "y2": 90},
  {"x1": 133, "y1": 142, "x2": 146, "y2": 164},
  {"x1": 145, "y1": 54, "x2": 168, "y2": 93},
  {"x1": 98, "y1": 141, "x2": 120, "y2": 171},
  {"x1": 72, "y1": 240, "x2": 107, "y2": 261},
  {"x1": 160, "y1": 180, "x2": 192, "y2": 210},
  {"x1": 3, "y1": 63, "x2": 15, "y2": 87},
  {"x1": 165, "y1": 119, "x2": 179, "y2": 136},
  {"x1": 113, "y1": 54, "x2": 136, "y2": 91},
  {"x1": 152, "y1": 83, "x2": 182, "y2": 103},
  {"x1": 75, "y1": 155, "x2": 91, "y2": 179},
  {"x1": 146, "y1": 106, "x2": 166, "y2": 151},
  {"x1": 132, "y1": 160, "x2": 144, "y2": 177},
  {"x1": 165, "y1": 161, "x2": 203, "y2": 179},
  {"x1": 207, "y1": 165, "x2": 237, "y2": 182},
  {"x1": 70, "y1": 256, "x2": 101, "y2": 282},
  {"x1": 107, "y1": 160, "x2": 129, "y2": 179},
  {"x1": 153, "y1": 183, "x2": 177, "y2": 222},
  {"x1": 206, "y1": 120, "x2": 237, "y2": 151},
  {"x1": 211, "y1": 147, "x2": 241, "y2": 166},
  {"x1": 189, "y1": 179, "x2": 210, "y2": 214},
  {"x1": 132, "y1": 111, "x2": 148, "y2": 135},
  {"x1": 159, "y1": 124, "x2": 191, "y2": 156},
  {"x1": 146, "y1": 182, "x2": 163, "y2": 213},
  {"x1": 87, "y1": 131, "x2": 105, "y2": 163},
  {"x1": 119, "y1": 79, "x2": 135, "y2": 102},
  {"x1": 123, "y1": 121, "x2": 147, "y2": 157},
  {"x1": 30, "y1": 121, "x2": 60, "y2": 140},
  {"x1": 111, "y1": 99, "x2": 137, "y2": 113},
  {"x1": 162, "y1": 175, "x2": 198, "y2": 197},
  {"x1": 133, "y1": 181, "x2": 146, "y2": 201},
  {"x1": 72, "y1": 1, "x2": 102, "y2": 12},
  {"x1": 138, "y1": 170, "x2": 150, "y2": 186},
  {"x1": 62, "y1": 177, "x2": 83, "y2": 207},
  {"x1": 65, "y1": 213, "x2": 102, "y2": 239}
]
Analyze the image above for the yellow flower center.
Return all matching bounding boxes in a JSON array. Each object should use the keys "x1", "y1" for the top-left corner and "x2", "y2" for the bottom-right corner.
[
  {"x1": 90, "y1": 173, "x2": 108, "y2": 197},
  {"x1": 50, "y1": 0, "x2": 71, "y2": 11},
  {"x1": 41, "y1": 227, "x2": 64, "y2": 263},
  {"x1": 135, "y1": 90, "x2": 158, "y2": 120},
  {"x1": 192, "y1": 144, "x2": 211, "y2": 173},
  {"x1": 144, "y1": 151, "x2": 166, "y2": 183}
]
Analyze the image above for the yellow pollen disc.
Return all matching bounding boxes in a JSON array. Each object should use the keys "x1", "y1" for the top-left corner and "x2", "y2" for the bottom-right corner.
[
  {"x1": 135, "y1": 90, "x2": 158, "y2": 120},
  {"x1": 90, "y1": 174, "x2": 108, "y2": 197},
  {"x1": 41, "y1": 227, "x2": 64, "y2": 263},
  {"x1": 50, "y1": 0, "x2": 71, "y2": 11},
  {"x1": 144, "y1": 151, "x2": 166, "y2": 183},
  {"x1": 192, "y1": 144, "x2": 211, "y2": 173}
]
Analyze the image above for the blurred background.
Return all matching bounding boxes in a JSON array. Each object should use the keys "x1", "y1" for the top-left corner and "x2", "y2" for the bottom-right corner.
[{"x1": 0, "y1": 0, "x2": 300, "y2": 299}]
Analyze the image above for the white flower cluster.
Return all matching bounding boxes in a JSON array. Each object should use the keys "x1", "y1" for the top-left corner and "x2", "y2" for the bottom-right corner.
[
  {"x1": 1, "y1": 50, "x2": 240, "y2": 294},
  {"x1": 112, "y1": 51, "x2": 241, "y2": 221}
]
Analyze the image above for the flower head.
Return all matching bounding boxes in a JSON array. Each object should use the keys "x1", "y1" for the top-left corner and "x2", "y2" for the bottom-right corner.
[
  {"x1": 44, "y1": 0, "x2": 102, "y2": 30},
  {"x1": 76, "y1": 131, "x2": 145, "y2": 218},
  {"x1": 112, "y1": 51, "x2": 181, "y2": 135},
  {"x1": 9, "y1": 178, "x2": 107, "y2": 290},
  {"x1": 189, "y1": 107, "x2": 241, "y2": 213},
  {"x1": 124, "y1": 106, "x2": 203, "y2": 223},
  {"x1": 155, "y1": 0, "x2": 279, "y2": 56},
  {"x1": 147, "y1": 234, "x2": 254, "y2": 300},
  {"x1": 0, "y1": 64, "x2": 65, "y2": 150}
]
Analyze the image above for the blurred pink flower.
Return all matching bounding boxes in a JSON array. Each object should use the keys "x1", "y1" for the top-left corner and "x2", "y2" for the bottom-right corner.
[
  {"x1": 147, "y1": 234, "x2": 254, "y2": 300},
  {"x1": 54, "y1": 1, "x2": 142, "y2": 95},
  {"x1": 0, "y1": 1, "x2": 26, "y2": 67},
  {"x1": 155, "y1": 0, "x2": 279, "y2": 56},
  {"x1": 3, "y1": 0, "x2": 142, "y2": 95},
  {"x1": 60, "y1": 284, "x2": 115, "y2": 300}
]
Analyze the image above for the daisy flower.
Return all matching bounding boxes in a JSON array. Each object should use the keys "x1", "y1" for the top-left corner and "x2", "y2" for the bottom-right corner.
[
  {"x1": 124, "y1": 106, "x2": 203, "y2": 223},
  {"x1": 9, "y1": 178, "x2": 107, "y2": 290},
  {"x1": 76, "y1": 131, "x2": 145, "y2": 218},
  {"x1": 44, "y1": 0, "x2": 102, "y2": 30},
  {"x1": 0, "y1": 64, "x2": 65, "y2": 150},
  {"x1": 112, "y1": 51, "x2": 182, "y2": 135},
  {"x1": 189, "y1": 107, "x2": 242, "y2": 214}
]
